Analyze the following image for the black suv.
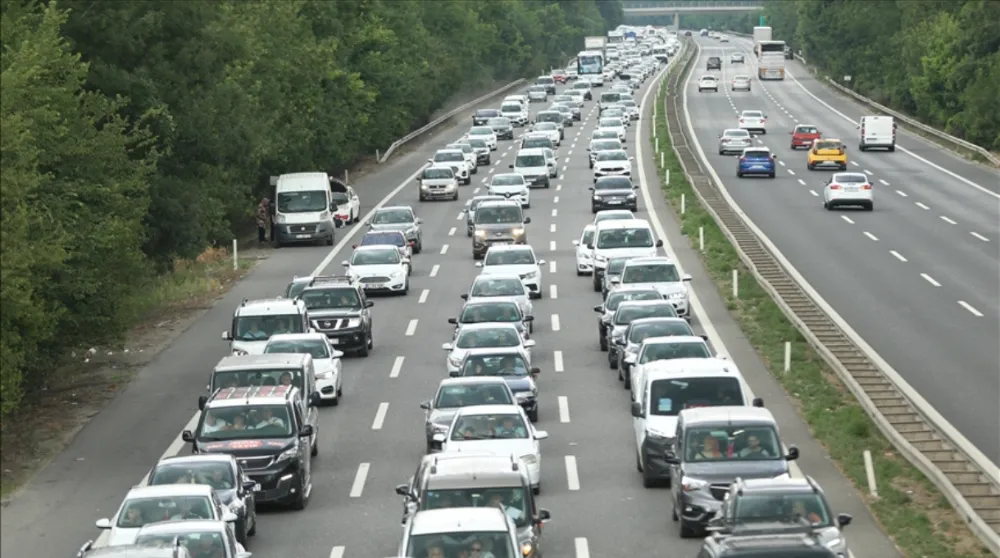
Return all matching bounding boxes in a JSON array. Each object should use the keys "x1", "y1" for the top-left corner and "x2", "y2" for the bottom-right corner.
[
  {"x1": 296, "y1": 275, "x2": 375, "y2": 356},
  {"x1": 707, "y1": 56, "x2": 722, "y2": 70},
  {"x1": 697, "y1": 528, "x2": 839, "y2": 558},
  {"x1": 182, "y1": 385, "x2": 318, "y2": 510},
  {"x1": 473, "y1": 109, "x2": 501, "y2": 126}
]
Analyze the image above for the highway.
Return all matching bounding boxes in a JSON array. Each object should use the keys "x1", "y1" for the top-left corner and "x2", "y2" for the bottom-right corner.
[
  {"x1": 0, "y1": 46, "x2": 900, "y2": 558},
  {"x1": 685, "y1": 35, "x2": 1000, "y2": 465}
]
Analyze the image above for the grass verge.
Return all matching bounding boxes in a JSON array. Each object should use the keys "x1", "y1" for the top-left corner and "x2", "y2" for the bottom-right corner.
[
  {"x1": 647, "y1": 55, "x2": 989, "y2": 558},
  {"x1": 0, "y1": 246, "x2": 257, "y2": 499}
]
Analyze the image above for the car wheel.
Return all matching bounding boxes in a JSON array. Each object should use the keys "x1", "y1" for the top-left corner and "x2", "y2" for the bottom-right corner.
[
  {"x1": 466, "y1": 229, "x2": 472, "y2": 238},
  {"x1": 807, "y1": 163, "x2": 814, "y2": 170},
  {"x1": 247, "y1": 512, "x2": 257, "y2": 536},
  {"x1": 289, "y1": 477, "x2": 308, "y2": 511},
  {"x1": 236, "y1": 519, "x2": 249, "y2": 546},
  {"x1": 358, "y1": 334, "x2": 370, "y2": 357},
  {"x1": 866, "y1": 202, "x2": 874, "y2": 211},
  {"x1": 413, "y1": 240, "x2": 422, "y2": 254},
  {"x1": 769, "y1": 173, "x2": 775, "y2": 178},
  {"x1": 736, "y1": 171, "x2": 743, "y2": 177},
  {"x1": 311, "y1": 440, "x2": 318, "y2": 456},
  {"x1": 326, "y1": 234, "x2": 334, "y2": 246}
]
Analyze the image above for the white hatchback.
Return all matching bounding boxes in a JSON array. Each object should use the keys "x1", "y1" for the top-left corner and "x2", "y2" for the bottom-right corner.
[
  {"x1": 823, "y1": 172, "x2": 874, "y2": 211},
  {"x1": 476, "y1": 244, "x2": 545, "y2": 299},
  {"x1": 615, "y1": 257, "x2": 692, "y2": 318},
  {"x1": 465, "y1": 126, "x2": 498, "y2": 150},
  {"x1": 264, "y1": 333, "x2": 344, "y2": 405},
  {"x1": 342, "y1": 245, "x2": 410, "y2": 295},
  {"x1": 598, "y1": 117, "x2": 627, "y2": 143},
  {"x1": 442, "y1": 323, "x2": 535, "y2": 374},
  {"x1": 592, "y1": 149, "x2": 634, "y2": 181},
  {"x1": 530, "y1": 122, "x2": 562, "y2": 147},
  {"x1": 95, "y1": 484, "x2": 236, "y2": 547},
  {"x1": 697, "y1": 75, "x2": 719, "y2": 92},
  {"x1": 573, "y1": 224, "x2": 597, "y2": 276},
  {"x1": 488, "y1": 173, "x2": 531, "y2": 208}
]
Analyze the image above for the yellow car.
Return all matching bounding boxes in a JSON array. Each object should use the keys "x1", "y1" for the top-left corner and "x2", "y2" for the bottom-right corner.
[{"x1": 807, "y1": 138, "x2": 848, "y2": 171}]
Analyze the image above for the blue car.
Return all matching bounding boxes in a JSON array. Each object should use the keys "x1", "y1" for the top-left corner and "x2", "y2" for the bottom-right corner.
[{"x1": 737, "y1": 148, "x2": 777, "y2": 178}]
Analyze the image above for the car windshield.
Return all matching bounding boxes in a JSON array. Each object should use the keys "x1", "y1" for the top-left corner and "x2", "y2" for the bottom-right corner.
[
  {"x1": 515, "y1": 154, "x2": 546, "y2": 168},
  {"x1": 501, "y1": 105, "x2": 521, "y2": 113},
  {"x1": 492, "y1": 174, "x2": 525, "y2": 186},
  {"x1": 744, "y1": 150, "x2": 772, "y2": 159},
  {"x1": 593, "y1": 130, "x2": 618, "y2": 140},
  {"x1": 435, "y1": 152, "x2": 464, "y2": 162},
  {"x1": 732, "y1": 493, "x2": 832, "y2": 527},
  {"x1": 211, "y1": 366, "x2": 304, "y2": 393},
  {"x1": 537, "y1": 114, "x2": 561, "y2": 124},
  {"x1": 330, "y1": 192, "x2": 349, "y2": 204},
  {"x1": 424, "y1": 168, "x2": 454, "y2": 179},
  {"x1": 197, "y1": 404, "x2": 294, "y2": 440},
  {"x1": 639, "y1": 341, "x2": 711, "y2": 363},
  {"x1": 621, "y1": 100, "x2": 636, "y2": 107},
  {"x1": 580, "y1": 229, "x2": 595, "y2": 246},
  {"x1": 233, "y1": 315, "x2": 304, "y2": 341},
  {"x1": 149, "y1": 462, "x2": 235, "y2": 491},
  {"x1": 434, "y1": 383, "x2": 514, "y2": 409},
  {"x1": 449, "y1": 144, "x2": 473, "y2": 153},
  {"x1": 407, "y1": 532, "x2": 515, "y2": 558},
  {"x1": 600, "y1": 119, "x2": 623, "y2": 127},
  {"x1": 529, "y1": 86, "x2": 545, "y2": 92},
  {"x1": 553, "y1": 96, "x2": 572, "y2": 103},
  {"x1": 593, "y1": 140, "x2": 621, "y2": 151},
  {"x1": 522, "y1": 137, "x2": 552, "y2": 149},
  {"x1": 135, "y1": 531, "x2": 227, "y2": 554},
  {"x1": 471, "y1": 278, "x2": 525, "y2": 297},
  {"x1": 623, "y1": 263, "x2": 680, "y2": 283},
  {"x1": 601, "y1": 93, "x2": 621, "y2": 103},
  {"x1": 351, "y1": 249, "x2": 400, "y2": 265},
  {"x1": 372, "y1": 209, "x2": 414, "y2": 224},
  {"x1": 649, "y1": 377, "x2": 743, "y2": 417},
  {"x1": 460, "y1": 353, "x2": 530, "y2": 377},
  {"x1": 597, "y1": 227, "x2": 653, "y2": 248},
  {"x1": 451, "y1": 413, "x2": 529, "y2": 440},
  {"x1": 460, "y1": 303, "x2": 521, "y2": 324},
  {"x1": 299, "y1": 287, "x2": 360, "y2": 310},
  {"x1": 796, "y1": 126, "x2": 818, "y2": 134},
  {"x1": 264, "y1": 338, "x2": 330, "y2": 359},
  {"x1": 606, "y1": 257, "x2": 631, "y2": 274},
  {"x1": 834, "y1": 174, "x2": 867, "y2": 183},
  {"x1": 361, "y1": 232, "x2": 406, "y2": 248},
  {"x1": 684, "y1": 425, "x2": 781, "y2": 462},
  {"x1": 594, "y1": 177, "x2": 632, "y2": 190},
  {"x1": 276, "y1": 190, "x2": 327, "y2": 213},
  {"x1": 485, "y1": 249, "x2": 534, "y2": 266},
  {"x1": 629, "y1": 321, "x2": 693, "y2": 342},
  {"x1": 455, "y1": 327, "x2": 521, "y2": 349},
  {"x1": 614, "y1": 303, "x2": 677, "y2": 324},
  {"x1": 116, "y1": 495, "x2": 215, "y2": 528},
  {"x1": 470, "y1": 128, "x2": 492, "y2": 136},
  {"x1": 724, "y1": 130, "x2": 750, "y2": 138},
  {"x1": 597, "y1": 151, "x2": 628, "y2": 161},
  {"x1": 468, "y1": 139, "x2": 488, "y2": 148},
  {"x1": 534, "y1": 121, "x2": 557, "y2": 130},
  {"x1": 474, "y1": 206, "x2": 523, "y2": 224},
  {"x1": 742, "y1": 111, "x2": 763, "y2": 118},
  {"x1": 815, "y1": 140, "x2": 842, "y2": 151},
  {"x1": 421, "y1": 487, "x2": 530, "y2": 527}
]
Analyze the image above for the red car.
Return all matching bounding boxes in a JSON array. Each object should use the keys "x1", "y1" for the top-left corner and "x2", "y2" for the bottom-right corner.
[
  {"x1": 790, "y1": 124, "x2": 821, "y2": 149},
  {"x1": 551, "y1": 70, "x2": 568, "y2": 84}
]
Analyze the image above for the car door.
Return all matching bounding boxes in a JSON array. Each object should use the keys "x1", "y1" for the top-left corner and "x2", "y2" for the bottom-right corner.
[
  {"x1": 347, "y1": 187, "x2": 360, "y2": 218},
  {"x1": 632, "y1": 379, "x2": 648, "y2": 454},
  {"x1": 293, "y1": 401, "x2": 311, "y2": 487},
  {"x1": 235, "y1": 462, "x2": 257, "y2": 522}
]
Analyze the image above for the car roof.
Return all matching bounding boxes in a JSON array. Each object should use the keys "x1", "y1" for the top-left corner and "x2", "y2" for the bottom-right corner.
[
  {"x1": 596, "y1": 218, "x2": 651, "y2": 230},
  {"x1": 455, "y1": 403, "x2": 525, "y2": 417},
  {"x1": 154, "y1": 454, "x2": 235, "y2": 468},
  {"x1": 639, "y1": 335, "x2": 707, "y2": 346},
  {"x1": 425, "y1": 164, "x2": 456, "y2": 172},
  {"x1": 364, "y1": 229, "x2": 406, "y2": 237},
  {"x1": 738, "y1": 476, "x2": 818, "y2": 494},
  {"x1": 215, "y1": 353, "x2": 310, "y2": 371},
  {"x1": 235, "y1": 298, "x2": 304, "y2": 316},
  {"x1": 439, "y1": 376, "x2": 511, "y2": 388},
  {"x1": 423, "y1": 454, "x2": 526, "y2": 487},
  {"x1": 741, "y1": 109, "x2": 763, "y2": 114},
  {"x1": 265, "y1": 332, "x2": 330, "y2": 344},
  {"x1": 492, "y1": 173, "x2": 526, "y2": 181},
  {"x1": 81, "y1": 547, "x2": 187, "y2": 558},
  {"x1": 477, "y1": 200, "x2": 522, "y2": 209},
  {"x1": 462, "y1": 297, "x2": 521, "y2": 308},
  {"x1": 743, "y1": 146, "x2": 772, "y2": 153},
  {"x1": 622, "y1": 256, "x2": 673, "y2": 266},
  {"x1": 831, "y1": 172, "x2": 868, "y2": 181},
  {"x1": 353, "y1": 244, "x2": 399, "y2": 253},
  {"x1": 629, "y1": 316, "x2": 689, "y2": 327},
  {"x1": 207, "y1": 385, "x2": 298, "y2": 408},
  {"x1": 136, "y1": 519, "x2": 230, "y2": 535},
  {"x1": 485, "y1": 244, "x2": 534, "y2": 254},
  {"x1": 643, "y1": 357, "x2": 739, "y2": 376},
  {"x1": 680, "y1": 406, "x2": 776, "y2": 426},
  {"x1": 125, "y1": 484, "x2": 215, "y2": 499},
  {"x1": 616, "y1": 299, "x2": 675, "y2": 309},
  {"x1": 376, "y1": 205, "x2": 414, "y2": 213},
  {"x1": 456, "y1": 322, "x2": 520, "y2": 332},
  {"x1": 410, "y1": 507, "x2": 510, "y2": 535},
  {"x1": 435, "y1": 148, "x2": 464, "y2": 155}
]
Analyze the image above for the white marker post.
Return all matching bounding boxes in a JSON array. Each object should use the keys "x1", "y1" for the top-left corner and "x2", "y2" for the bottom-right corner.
[
  {"x1": 655, "y1": 137, "x2": 659, "y2": 153},
  {"x1": 783, "y1": 342, "x2": 791, "y2": 373},
  {"x1": 698, "y1": 226, "x2": 705, "y2": 252},
  {"x1": 665, "y1": 169, "x2": 670, "y2": 186},
  {"x1": 232, "y1": 239, "x2": 238, "y2": 271},
  {"x1": 863, "y1": 450, "x2": 878, "y2": 498},
  {"x1": 732, "y1": 269, "x2": 739, "y2": 298},
  {"x1": 344, "y1": 169, "x2": 349, "y2": 184},
  {"x1": 680, "y1": 193, "x2": 685, "y2": 214},
  {"x1": 660, "y1": 151, "x2": 665, "y2": 170}
]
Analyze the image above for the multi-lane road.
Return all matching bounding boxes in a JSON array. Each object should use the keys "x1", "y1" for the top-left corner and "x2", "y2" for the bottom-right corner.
[
  {"x1": 686, "y1": 35, "x2": 1000, "y2": 465},
  {"x1": 1, "y1": 46, "x2": 902, "y2": 558}
]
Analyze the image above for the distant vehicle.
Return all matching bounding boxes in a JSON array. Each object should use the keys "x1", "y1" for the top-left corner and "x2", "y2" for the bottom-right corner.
[
  {"x1": 706, "y1": 57, "x2": 721, "y2": 70},
  {"x1": 823, "y1": 172, "x2": 874, "y2": 211},
  {"x1": 700, "y1": 29, "x2": 708, "y2": 37}
]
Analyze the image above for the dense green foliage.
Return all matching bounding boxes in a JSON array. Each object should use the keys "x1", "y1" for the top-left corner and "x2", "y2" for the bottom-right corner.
[{"x1": 0, "y1": 0, "x2": 620, "y2": 416}]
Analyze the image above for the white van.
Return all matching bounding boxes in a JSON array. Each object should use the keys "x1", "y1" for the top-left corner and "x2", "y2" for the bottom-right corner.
[
  {"x1": 510, "y1": 148, "x2": 552, "y2": 188},
  {"x1": 591, "y1": 218, "x2": 662, "y2": 290},
  {"x1": 273, "y1": 172, "x2": 336, "y2": 246},
  {"x1": 501, "y1": 102, "x2": 528, "y2": 127},
  {"x1": 858, "y1": 115, "x2": 896, "y2": 152}
]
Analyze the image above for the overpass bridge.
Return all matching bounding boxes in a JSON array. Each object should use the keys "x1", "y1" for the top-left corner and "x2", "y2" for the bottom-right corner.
[{"x1": 622, "y1": 1, "x2": 763, "y2": 27}]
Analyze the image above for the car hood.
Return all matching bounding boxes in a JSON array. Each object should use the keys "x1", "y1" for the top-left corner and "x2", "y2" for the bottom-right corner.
[
  {"x1": 428, "y1": 408, "x2": 460, "y2": 427},
  {"x1": 349, "y1": 264, "x2": 405, "y2": 277},
  {"x1": 683, "y1": 460, "x2": 790, "y2": 483},
  {"x1": 480, "y1": 264, "x2": 538, "y2": 277},
  {"x1": 107, "y1": 527, "x2": 142, "y2": 547},
  {"x1": 489, "y1": 183, "x2": 528, "y2": 193},
  {"x1": 644, "y1": 415, "x2": 679, "y2": 438},
  {"x1": 198, "y1": 438, "x2": 296, "y2": 458},
  {"x1": 475, "y1": 223, "x2": 523, "y2": 232},
  {"x1": 596, "y1": 247, "x2": 657, "y2": 260},
  {"x1": 309, "y1": 308, "x2": 362, "y2": 320},
  {"x1": 443, "y1": 438, "x2": 535, "y2": 457},
  {"x1": 370, "y1": 223, "x2": 415, "y2": 234},
  {"x1": 215, "y1": 488, "x2": 238, "y2": 506},
  {"x1": 423, "y1": 178, "x2": 457, "y2": 186},
  {"x1": 502, "y1": 376, "x2": 536, "y2": 393},
  {"x1": 594, "y1": 160, "x2": 631, "y2": 170},
  {"x1": 230, "y1": 339, "x2": 269, "y2": 355},
  {"x1": 621, "y1": 281, "x2": 686, "y2": 297}
]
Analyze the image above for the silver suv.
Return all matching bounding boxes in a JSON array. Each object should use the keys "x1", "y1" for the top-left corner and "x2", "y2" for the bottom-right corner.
[{"x1": 398, "y1": 507, "x2": 523, "y2": 557}]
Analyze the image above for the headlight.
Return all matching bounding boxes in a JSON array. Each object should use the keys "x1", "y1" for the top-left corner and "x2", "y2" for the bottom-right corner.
[
  {"x1": 668, "y1": 291, "x2": 686, "y2": 300},
  {"x1": 514, "y1": 391, "x2": 533, "y2": 402},
  {"x1": 646, "y1": 428, "x2": 673, "y2": 442},
  {"x1": 521, "y1": 543, "x2": 533, "y2": 557},
  {"x1": 612, "y1": 331, "x2": 625, "y2": 342},
  {"x1": 519, "y1": 453, "x2": 538, "y2": 464},
  {"x1": 521, "y1": 189, "x2": 530, "y2": 197},
  {"x1": 391, "y1": 270, "x2": 404, "y2": 279},
  {"x1": 447, "y1": 356, "x2": 462, "y2": 368},
  {"x1": 276, "y1": 446, "x2": 298, "y2": 463},
  {"x1": 825, "y1": 538, "x2": 843, "y2": 550},
  {"x1": 627, "y1": 193, "x2": 637, "y2": 199},
  {"x1": 475, "y1": 230, "x2": 487, "y2": 238},
  {"x1": 523, "y1": 271, "x2": 538, "y2": 279},
  {"x1": 512, "y1": 227, "x2": 525, "y2": 236},
  {"x1": 681, "y1": 476, "x2": 709, "y2": 492},
  {"x1": 593, "y1": 195, "x2": 601, "y2": 201},
  {"x1": 432, "y1": 423, "x2": 449, "y2": 433},
  {"x1": 595, "y1": 254, "x2": 608, "y2": 263},
  {"x1": 406, "y1": 227, "x2": 417, "y2": 236},
  {"x1": 232, "y1": 349, "x2": 248, "y2": 356},
  {"x1": 274, "y1": 214, "x2": 286, "y2": 224}
]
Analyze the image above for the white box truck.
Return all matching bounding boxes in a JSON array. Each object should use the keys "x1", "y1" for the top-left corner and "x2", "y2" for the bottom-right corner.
[
  {"x1": 753, "y1": 26, "x2": 772, "y2": 55},
  {"x1": 584, "y1": 36, "x2": 607, "y2": 50}
]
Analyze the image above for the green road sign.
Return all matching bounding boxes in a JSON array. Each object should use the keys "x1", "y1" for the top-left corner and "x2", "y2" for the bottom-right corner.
[{"x1": 760, "y1": 15, "x2": 766, "y2": 26}]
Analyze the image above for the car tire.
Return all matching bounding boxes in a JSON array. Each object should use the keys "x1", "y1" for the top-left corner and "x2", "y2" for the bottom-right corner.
[
  {"x1": 358, "y1": 333, "x2": 371, "y2": 357},
  {"x1": 413, "y1": 240, "x2": 422, "y2": 254},
  {"x1": 311, "y1": 439, "x2": 319, "y2": 457},
  {"x1": 247, "y1": 514, "x2": 257, "y2": 537},
  {"x1": 466, "y1": 229, "x2": 472, "y2": 238},
  {"x1": 289, "y1": 478, "x2": 308, "y2": 511},
  {"x1": 524, "y1": 203, "x2": 530, "y2": 209},
  {"x1": 866, "y1": 202, "x2": 874, "y2": 211},
  {"x1": 236, "y1": 519, "x2": 249, "y2": 546},
  {"x1": 824, "y1": 201, "x2": 832, "y2": 210},
  {"x1": 807, "y1": 163, "x2": 815, "y2": 170},
  {"x1": 769, "y1": 173, "x2": 775, "y2": 178},
  {"x1": 736, "y1": 171, "x2": 743, "y2": 178},
  {"x1": 326, "y1": 234, "x2": 334, "y2": 246},
  {"x1": 608, "y1": 351, "x2": 617, "y2": 369},
  {"x1": 472, "y1": 167, "x2": 478, "y2": 175}
]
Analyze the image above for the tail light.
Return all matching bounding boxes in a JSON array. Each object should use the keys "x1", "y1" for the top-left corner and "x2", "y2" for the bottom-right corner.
[
  {"x1": 409, "y1": 241, "x2": 416, "y2": 246},
  {"x1": 829, "y1": 184, "x2": 841, "y2": 190},
  {"x1": 862, "y1": 183, "x2": 873, "y2": 190},
  {"x1": 739, "y1": 118, "x2": 744, "y2": 123},
  {"x1": 761, "y1": 118, "x2": 767, "y2": 123}
]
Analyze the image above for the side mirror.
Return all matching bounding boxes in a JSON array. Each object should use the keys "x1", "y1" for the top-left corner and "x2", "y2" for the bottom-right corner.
[
  {"x1": 420, "y1": 401, "x2": 431, "y2": 410},
  {"x1": 221, "y1": 331, "x2": 231, "y2": 341},
  {"x1": 182, "y1": 430, "x2": 195, "y2": 443},
  {"x1": 837, "y1": 513, "x2": 853, "y2": 527},
  {"x1": 416, "y1": 177, "x2": 422, "y2": 183},
  {"x1": 341, "y1": 261, "x2": 349, "y2": 267},
  {"x1": 332, "y1": 350, "x2": 344, "y2": 359},
  {"x1": 534, "y1": 430, "x2": 549, "y2": 440},
  {"x1": 624, "y1": 353, "x2": 636, "y2": 364},
  {"x1": 449, "y1": 370, "x2": 460, "y2": 378},
  {"x1": 588, "y1": 186, "x2": 594, "y2": 191},
  {"x1": 629, "y1": 157, "x2": 635, "y2": 161},
  {"x1": 537, "y1": 509, "x2": 552, "y2": 522},
  {"x1": 242, "y1": 479, "x2": 256, "y2": 491},
  {"x1": 610, "y1": 277, "x2": 620, "y2": 284},
  {"x1": 509, "y1": 164, "x2": 514, "y2": 169},
  {"x1": 538, "y1": 259, "x2": 546, "y2": 265},
  {"x1": 524, "y1": 339, "x2": 537, "y2": 348},
  {"x1": 198, "y1": 395, "x2": 208, "y2": 410},
  {"x1": 522, "y1": 314, "x2": 535, "y2": 322},
  {"x1": 530, "y1": 367, "x2": 541, "y2": 376},
  {"x1": 95, "y1": 518, "x2": 112, "y2": 530},
  {"x1": 572, "y1": 240, "x2": 580, "y2": 246},
  {"x1": 432, "y1": 433, "x2": 446, "y2": 443},
  {"x1": 299, "y1": 424, "x2": 315, "y2": 438},
  {"x1": 593, "y1": 305, "x2": 603, "y2": 313},
  {"x1": 752, "y1": 397, "x2": 764, "y2": 407},
  {"x1": 427, "y1": 158, "x2": 434, "y2": 163},
  {"x1": 448, "y1": 318, "x2": 458, "y2": 324},
  {"x1": 416, "y1": 218, "x2": 423, "y2": 224},
  {"x1": 523, "y1": 217, "x2": 531, "y2": 224},
  {"x1": 772, "y1": 154, "x2": 778, "y2": 159},
  {"x1": 442, "y1": 343, "x2": 453, "y2": 351},
  {"x1": 655, "y1": 239, "x2": 664, "y2": 247},
  {"x1": 460, "y1": 294, "x2": 469, "y2": 300},
  {"x1": 222, "y1": 509, "x2": 238, "y2": 523},
  {"x1": 474, "y1": 262, "x2": 483, "y2": 268},
  {"x1": 365, "y1": 300, "x2": 375, "y2": 308},
  {"x1": 682, "y1": 274, "x2": 692, "y2": 282},
  {"x1": 614, "y1": 337, "x2": 626, "y2": 346},
  {"x1": 700, "y1": 334, "x2": 709, "y2": 341},
  {"x1": 395, "y1": 484, "x2": 410, "y2": 497},
  {"x1": 785, "y1": 446, "x2": 800, "y2": 461},
  {"x1": 630, "y1": 401, "x2": 644, "y2": 418}
]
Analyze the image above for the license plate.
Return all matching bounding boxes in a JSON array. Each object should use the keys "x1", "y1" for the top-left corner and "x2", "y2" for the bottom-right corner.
[
  {"x1": 296, "y1": 234, "x2": 310, "y2": 239},
  {"x1": 365, "y1": 284, "x2": 384, "y2": 289},
  {"x1": 329, "y1": 338, "x2": 340, "y2": 344},
  {"x1": 607, "y1": 200, "x2": 622, "y2": 204},
  {"x1": 253, "y1": 484, "x2": 262, "y2": 492},
  {"x1": 846, "y1": 187, "x2": 859, "y2": 192}
]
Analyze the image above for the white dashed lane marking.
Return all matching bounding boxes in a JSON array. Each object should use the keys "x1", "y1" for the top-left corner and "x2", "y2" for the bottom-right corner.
[
  {"x1": 939, "y1": 216, "x2": 957, "y2": 225},
  {"x1": 439, "y1": 244, "x2": 449, "y2": 255},
  {"x1": 551, "y1": 314, "x2": 561, "y2": 331},
  {"x1": 550, "y1": 284, "x2": 558, "y2": 299},
  {"x1": 565, "y1": 456, "x2": 580, "y2": 491},
  {"x1": 841, "y1": 215, "x2": 854, "y2": 225},
  {"x1": 895, "y1": 190, "x2": 907, "y2": 197},
  {"x1": 447, "y1": 227, "x2": 456, "y2": 236},
  {"x1": 349, "y1": 463, "x2": 370, "y2": 497},
  {"x1": 549, "y1": 240, "x2": 557, "y2": 251},
  {"x1": 863, "y1": 231, "x2": 878, "y2": 241},
  {"x1": 958, "y1": 301, "x2": 984, "y2": 317},
  {"x1": 429, "y1": 264, "x2": 440, "y2": 278},
  {"x1": 405, "y1": 319, "x2": 418, "y2": 336},
  {"x1": 558, "y1": 396, "x2": 571, "y2": 423},
  {"x1": 890, "y1": 250, "x2": 908, "y2": 262},
  {"x1": 372, "y1": 402, "x2": 389, "y2": 430},
  {"x1": 920, "y1": 273, "x2": 941, "y2": 287},
  {"x1": 970, "y1": 232, "x2": 990, "y2": 242},
  {"x1": 389, "y1": 356, "x2": 404, "y2": 378},
  {"x1": 554, "y1": 350, "x2": 564, "y2": 372},
  {"x1": 809, "y1": 190, "x2": 818, "y2": 197},
  {"x1": 915, "y1": 202, "x2": 930, "y2": 210}
]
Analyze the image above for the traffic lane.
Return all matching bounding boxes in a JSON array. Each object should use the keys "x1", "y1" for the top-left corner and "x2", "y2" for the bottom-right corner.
[{"x1": 684, "y1": 59, "x2": 1000, "y2": 463}]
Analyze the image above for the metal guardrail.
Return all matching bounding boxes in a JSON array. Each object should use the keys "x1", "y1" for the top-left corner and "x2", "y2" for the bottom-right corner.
[
  {"x1": 662, "y1": 38, "x2": 1000, "y2": 554},
  {"x1": 377, "y1": 79, "x2": 526, "y2": 164}
]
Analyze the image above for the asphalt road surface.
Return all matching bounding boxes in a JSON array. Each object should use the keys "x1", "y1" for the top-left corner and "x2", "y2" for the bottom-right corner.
[
  {"x1": 0, "y1": 48, "x2": 901, "y2": 558},
  {"x1": 686, "y1": 35, "x2": 1000, "y2": 465}
]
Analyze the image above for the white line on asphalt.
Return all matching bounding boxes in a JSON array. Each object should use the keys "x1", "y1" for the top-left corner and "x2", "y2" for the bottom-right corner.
[
  {"x1": 418, "y1": 289, "x2": 429, "y2": 304},
  {"x1": 797, "y1": 179, "x2": 806, "y2": 185},
  {"x1": 330, "y1": 546, "x2": 345, "y2": 558},
  {"x1": 429, "y1": 264, "x2": 440, "y2": 277},
  {"x1": 895, "y1": 190, "x2": 907, "y2": 197},
  {"x1": 554, "y1": 350, "x2": 564, "y2": 372},
  {"x1": 574, "y1": 538, "x2": 590, "y2": 558},
  {"x1": 787, "y1": 169, "x2": 795, "y2": 175},
  {"x1": 350, "y1": 463, "x2": 370, "y2": 497},
  {"x1": 549, "y1": 240, "x2": 556, "y2": 251},
  {"x1": 863, "y1": 231, "x2": 879, "y2": 241},
  {"x1": 778, "y1": 160, "x2": 785, "y2": 166},
  {"x1": 440, "y1": 244, "x2": 449, "y2": 255},
  {"x1": 809, "y1": 190, "x2": 818, "y2": 197},
  {"x1": 556, "y1": 184, "x2": 562, "y2": 191},
  {"x1": 863, "y1": 169, "x2": 873, "y2": 175},
  {"x1": 551, "y1": 314, "x2": 561, "y2": 331},
  {"x1": 878, "y1": 179, "x2": 889, "y2": 186},
  {"x1": 456, "y1": 212, "x2": 464, "y2": 220},
  {"x1": 565, "y1": 456, "x2": 580, "y2": 491},
  {"x1": 474, "y1": 187, "x2": 481, "y2": 193},
  {"x1": 939, "y1": 216, "x2": 957, "y2": 225},
  {"x1": 558, "y1": 396, "x2": 570, "y2": 423},
  {"x1": 890, "y1": 250, "x2": 908, "y2": 262},
  {"x1": 448, "y1": 227, "x2": 456, "y2": 236},
  {"x1": 841, "y1": 215, "x2": 854, "y2": 224},
  {"x1": 405, "y1": 319, "x2": 418, "y2": 336},
  {"x1": 850, "y1": 161, "x2": 859, "y2": 166},
  {"x1": 551, "y1": 208, "x2": 558, "y2": 217},
  {"x1": 958, "y1": 301, "x2": 984, "y2": 317},
  {"x1": 920, "y1": 273, "x2": 941, "y2": 287},
  {"x1": 553, "y1": 196, "x2": 560, "y2": 203},
  {"x1": 970, "y1": 232, "x2": 990, "y2": 242},
  {"x1": 390, "y1": 356, "x2": 405, "y2": 378},
  {"x1": 550, "y1": 224, "x2": 556, "y2": 233},
  {"x1": 550, "y1": 285, "x2": 558, "y2": 299},
  {"x1": 549, "y1": 260, "x2": 557, "y2": 274},
  {"x1": 915, "y1": 202, "x2": 930, "y2": 210},
  {"x1": 372, "y1": 403, "x2": 389, "y2": 430}
]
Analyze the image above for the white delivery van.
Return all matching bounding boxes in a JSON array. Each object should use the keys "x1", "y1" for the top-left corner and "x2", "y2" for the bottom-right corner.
[
  {"x1": 858, "y1": 115, "x2": 897, "y2": 152},
  {"x1": 273, "y1": 172, "x2": 336, "y2": 247}
]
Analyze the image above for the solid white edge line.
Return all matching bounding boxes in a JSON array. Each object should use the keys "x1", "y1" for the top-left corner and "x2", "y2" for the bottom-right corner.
[
  {"x1": 564, "y1": 456, "x2": 580, "y2": 491},
  {"x1": 558, "y1": 396, "x2": 571, "y2": 423},
  {"x1": 349, "y1": 463, "x2": 370, "y2": 497}
]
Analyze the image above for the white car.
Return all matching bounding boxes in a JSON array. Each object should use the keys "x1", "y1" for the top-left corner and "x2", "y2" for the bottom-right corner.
[
  {"x1": 264, "y1": 333, "x2": 344, "y2": 405},
  {"x1": 619, "y1": 99, "x2": 640, "y2": 120},
  {"x1": 588, "y1": 73, "x2": 605, "y2": 87},
  {"x1": 447, "y1": 142, "x2": 479, "y2": 174},
  {"x1": 542, "y1": 147, "x2": 559, "y2": 179},
  {"x1": 500, "y1": 102, "x2": 529, "y2": 127},
  {"x1": 434, "y1": 404, "x2": 548, "y2": 493},
  {"x1": 720, "y1": 34, "x2": 729, "y2": 43},
  {"x1": 592, "y1": 149, "x2": 634, "y2": 181},
  {"x1": 602, "y1": 106, "x2": 629, "y2": 126},
  {"x1": 530, "y1": 122, "x2": 561, "y2": 146},
  {"x1": 476, "y1": 244, "x2": 545, "y2": 299},
  {"x1": 527, "y1": 85, "x2": 548, "y2": 103},
  {"x1": 330, "y1": 184, "x2": 361, "y2": 226},
  {"x1": 589, "y1": 138, "x2": 624, "y2": 169},
  {"x1": 593, "y1": 209, "x2": 635, "y2": 225},
  {"x1": 697, "y1": 75, "x2": 719, "y2": 92},
  {"x1": 730, "y1": 52, "x2": 745, "y2": 64},
  {"x1": 488, "y1": 173, "x2": 531, "y2": 208},
  {"x1": 573, "y1": 224, "x2": 597, "y2": 276},
  {"x1": 627, "y1": 337, "x2": 714, "y2": 403},
  {"x1": 342, "y1": 245, "x2": 410, "y2": 295},
  {"x1": 738, "y1": 110, "x2": 767, "y2": 135},
  {"x1": 465, "y1": 126, "x2": 498, "y2": 150},
  {"x1": 417, "y1": 165, "x2": 459, "y2": 202},
  {"x1": 133, "y1": 520, "x2": 251, "y2": 558},
  {"x1": 442, "y1": 323, "x2": 535, "y2": 374},
  {"x1": 598, "y1": 117, "x2": 627, "y2": 143},
  {"x1": 823, "y1": 172, "x2": 874, "y2": 211},
  {"x1": 463, "y1": 274, "x2": 534, "y2": 321},
  {"x1": 95, "y1": 484, "x2": 236, "y2": 547},
  {"x1": 614, "y1": 257, "x2": 692, "y2": 318},
  {"x1": 429, "y1": 149, "x2": 472, "y2": 184}
]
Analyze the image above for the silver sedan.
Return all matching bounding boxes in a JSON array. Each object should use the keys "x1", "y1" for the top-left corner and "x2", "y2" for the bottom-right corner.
[
  {"x1": 718, "y1": 128, "x2": 753, "y2": 155},
  {"x1": 731, "y1": 75, "x2": 751, "y2": 92}
]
